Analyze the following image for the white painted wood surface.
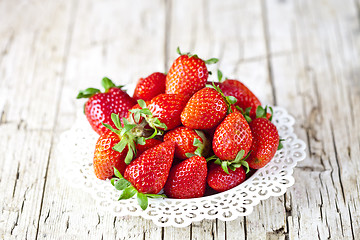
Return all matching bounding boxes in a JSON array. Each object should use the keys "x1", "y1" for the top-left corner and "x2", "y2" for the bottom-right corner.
[{"x1": 0, "y1": 0, "x2": 359, "y2": 239}]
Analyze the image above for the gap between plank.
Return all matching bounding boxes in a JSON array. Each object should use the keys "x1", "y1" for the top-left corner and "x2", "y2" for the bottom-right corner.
[
  {"x1": 34, "y1": 0, "x2": 79, "y2": 239},
  {"x1": 260, "y1": 0, "x2": 277, "y2": 105}
]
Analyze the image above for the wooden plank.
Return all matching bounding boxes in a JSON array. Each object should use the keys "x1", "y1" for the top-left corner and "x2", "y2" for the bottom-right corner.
[
  {"x1": 265, "y1": 0, "x2": 360, "y2": 239},
  {"x1": 0, "y1": 0, "x2": 74, "y2": 239},
  {"x1": 36, "y1": 0, "x2": 167, "y2": 239},
  {"x1": 166, "y1": 0, "x2": 285, "y2": 239}
]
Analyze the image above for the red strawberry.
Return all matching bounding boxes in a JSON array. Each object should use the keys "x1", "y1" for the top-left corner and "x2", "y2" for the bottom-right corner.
[
  {"x1": 166, "y1": 47, "x2": 218, "y2": 98},
  {"x1": 77, "y1": 77, "x2": 136, "y2": 135},
  {"x1": 133, "y1": 72, "x2": 166, "y2": 101},
  {"x1": 212, "y1": 111, "x2": 252, "y2": 161},
  {"x1": 219, "y1": 79, "x2": 261, "y2": 119},
  {"x1": 93, "y1": 131, "x2": 128, "y2": 180},
  {"x1": 128, "y1": 95, "x2": 188, "y2": 133},
  {"x1": 164, "y1": 126, "x2": 209, "y2": 160},
  {"x1": 136, "y1": 138, "x2": 162, "y2": 157},
  {"x1": 207, "y1": 163, "x2": 246, "y2": 192},
  {"x1": 124, "y1": 141, "x2": 175, "y2": 194},
  {"x1": 93, "y1": 113, "x2": 149, "y2": 179},
  {"x1": 181, "y1": 87, "x2": 231, "y2": 130},
  {"x1": 246, "y1": 117, "x2": 279, "y2": 169},
  {"x1": 147, "y1": 94, "x2": 188, "y2": 130},
  {"x1": 164, "y1": 156, "x2": 207, "y2": 199}
]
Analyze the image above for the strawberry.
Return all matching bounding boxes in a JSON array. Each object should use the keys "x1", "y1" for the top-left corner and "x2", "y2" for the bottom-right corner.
[
  {"x1": 181, "y1": 86, "x2": 236, "y2": 130},
  {"x1": 166, "y1": 47, "x2": 218, "y2": 98},
  {"x1": 164, "y1": 156, "x2": 207, "y2": 199},
  {"x1": 219, "y1": 79, "x2": 261, "y2": 119},
  {"x1": 133, "y1": 72, "x2": 166, "y2": 101},
  {"x1": 207, "y1": 163, "x2": 246, "y2": 192},
  {"x1": 136, "y1": 138, "x2": 162, "y2": 157},
  {"x1": 93, "y1": 113, "x2": 142, "y2": 180},
  {"x1": 163, "y1": 126, "x2": 209, "y2": 160},
  {"x1": 246, "y1": 117, "x2": 279, "y2": 169},
  {"x1": 93, "y1": 131, "x2": 128, "y2": 180},
  {"x1": 77, "y1": 77, "x2": 136, "y2": 135},
  {"x1": 212, "y1": 111, "x2": 252, "y2": 161},
  {"x1": 129, "y1": 95, "x2": 188, "y2": 135},
  {"x1": 124, "y1": 141, "x2": 175, "y2": 194}
]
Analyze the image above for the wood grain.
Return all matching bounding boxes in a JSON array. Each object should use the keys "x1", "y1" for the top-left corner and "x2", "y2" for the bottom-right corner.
[{"x1": 0, "y1": 0, "x2": 359, "y2": 239}]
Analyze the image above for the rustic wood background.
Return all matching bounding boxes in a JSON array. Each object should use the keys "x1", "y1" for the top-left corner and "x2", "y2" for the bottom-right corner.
[{"x1": 1, "y1": 0, "x2": 359, "y2": 239}]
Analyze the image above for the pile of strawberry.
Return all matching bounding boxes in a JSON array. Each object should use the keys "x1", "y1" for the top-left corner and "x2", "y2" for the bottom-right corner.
[{"x1": 77, "y1": 48, "x2": 282, "y2": 210}]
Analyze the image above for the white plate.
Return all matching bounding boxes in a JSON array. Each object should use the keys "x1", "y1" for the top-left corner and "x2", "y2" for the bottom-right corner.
[{"x1": 58, "y1": 106, "x2": 306, "y2": 227}]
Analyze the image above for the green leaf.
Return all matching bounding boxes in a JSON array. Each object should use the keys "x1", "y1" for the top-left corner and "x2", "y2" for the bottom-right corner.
[
  {"x1": 226, "y1": 96, "x2": 237, "y2": 105},
  {"x1": 217, "y1": 69, "x2": 223, "y2": 82},
  {"x1": 278, "y1": 139, "x2": 285, "y2": 150},
  {"x1": 185, "y1": 152, "x2": 196, "y2": 158},
  {"x1": 146, "y1": 194, "x2": 167, "y2": 198},
  {"x1": 113, "y1": 167, "x2": 123, "y2": 178},
  {"x1": 234, "y1": 150, "x2": 245, "y2": 163},
  {"x1": 134, "y1": 111, "x2": 141, "y2": 123},
  {"x1": 137, "y1": 99, "x2": 147, "y2": 109},
  {"x1": 114, "y1": 178, "x2": 131, "y2": 190},
  {"x1": 76, "y1": 88, "x2": 100, "y2": 99},
  {"x1": 244, "y1": 115, "x2": 252, "y2": 123},
  {"x1": 232, "y1": 163, "x2": 242, "y2": 168},
  {"x1": 137, "y1": 137, "x2": 146, "y2": 145},
  {"x1": 137, "y1": 192, "x2": 148, "y2": 210},
  {"x1": 214, "y1": 159, "x2": 222, "y2": 165},
  {"x1": 111, "y1": 178, "x2": 116, "y2": 186},
  {"x1": 205, "y1": 58, "x2": 219, "y2": 64},
  {"x1": 113, "y1": 140, "x2": 127, "y2": 153},
  {"x1": 102, "y1": 77, "x2": 116, "y2": 92},
  {"x1": 239, "y1": 160, "x2": 250, "y2": 174},
  {"x1": 122, "y1": 123, "x2": 136, "y2": 134},
  {"x1": 193, "y1": 138, "x2": 202, "y2": 147},
  {"x1": 176, "y1": 46, "x2": 182, "y2": 55},
  {"x1": 111, "y1": 113, "x2": 122, "y2": 130},
  {"x1": 194, "y1": 147, "x2": 202, "y2": 157},
  {"x1": 119, "y1": 187, "x2": 137, "y2": 200},
  {"x1": 124, "y1": 148, "x2": 134, "y2": 165},
  {"x1": 256, "y1": 106, "x2": 266, "y2": 118},
  {"x1": 221, "y1": 161, "x2": 230, "y2": 174},
  {"x1": 102, "y1": 123, "x2": 120, "y2": 134},
  {"x1": 205, "y1": 155, "x2": 218, "y2": 162},
  {"x1": 140, "y1": 108, "x2": 152, "y2": 116},
  {"x1": 269, "y1": 106, "x2": 274, "y2": 121}
]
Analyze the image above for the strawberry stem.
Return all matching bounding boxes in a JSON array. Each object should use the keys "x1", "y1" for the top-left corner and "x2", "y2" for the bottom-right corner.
[{"x1": 176, "y1": 46, "x2": 218, "y2": 64}]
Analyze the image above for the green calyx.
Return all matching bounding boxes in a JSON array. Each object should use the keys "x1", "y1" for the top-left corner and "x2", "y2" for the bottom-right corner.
[
  {"x1": 185, "y1": 130, "x2": 209, "y2": 158},
  {"x1": 111, "y1": 167, "x2": 166, "y2": 210},
  {"x1": 241, "y1": 105, "x2": 274, "y2": 123},
  {"x1": 255, "y1": 105, "x2": 273, "y2": 121},
  {"x1": 76, "y1": 77, "x2": 123, "y2": 99},
  {"x1": 206, "y1": 82, "x2": 237, "y2": 114},
  {"x1": 242, "y1": 107, "x2": 253, "y2": 122},
  {"x1": 209, "y1": 150, "x2": 250, "y2": 174},
  {"x1": 278, "y1": 139, "x2": 285, "y2": 150},
  {"x1": 128, "y1": 99, "x2": 167, "y2": 139},
  {"x1": 176, "y1": 47, "x2": 218, "y2": 65},
  {"x1": 102, "y1": 113, "x2": 138, "y2": 165},
  {"x1": 217, "y1": 69, "x2": 223, "y2": 82}
]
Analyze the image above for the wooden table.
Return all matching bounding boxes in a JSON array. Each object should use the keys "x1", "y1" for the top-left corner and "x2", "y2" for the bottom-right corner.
[{"x1": 1, "y1": 0, "x2": 359, "y2": 239}]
